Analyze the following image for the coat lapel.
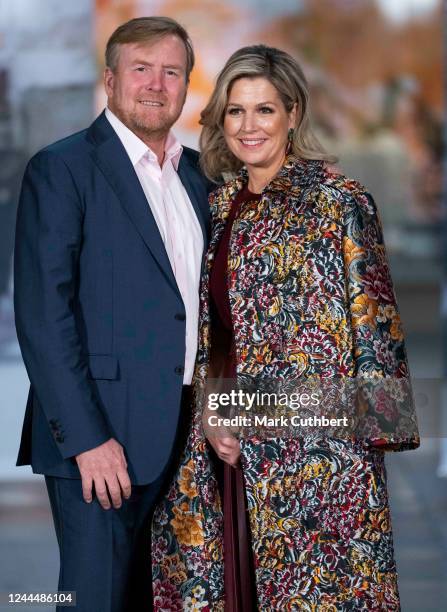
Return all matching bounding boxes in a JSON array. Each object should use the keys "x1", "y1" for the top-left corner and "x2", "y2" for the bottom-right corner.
[
  {"x1": 177, "y1": 155, "x2": 209, "y2": 249},
  {"x1": 206, "y1": 175, "x2": 243, "y2": 260},
  {"x1": 88, "y1": 112, "x2": 206, "y2": 300}
]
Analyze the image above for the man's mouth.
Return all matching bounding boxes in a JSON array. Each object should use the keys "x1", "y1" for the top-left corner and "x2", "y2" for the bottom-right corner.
[
  {"x1": 239, "y1": 139, "x2": 266, "y2": 147},
  {"x1": 139, "y1": 100, "x2": 164, "y2": 107}
]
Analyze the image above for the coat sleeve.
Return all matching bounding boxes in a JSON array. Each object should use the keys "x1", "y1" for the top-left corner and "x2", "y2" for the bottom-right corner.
[
  {"x1": 14, "y1": 150, "x2": 112, "y2": 459},
  {"x1": 342, "y1": 188, "x2": 419, "y2": 451}
]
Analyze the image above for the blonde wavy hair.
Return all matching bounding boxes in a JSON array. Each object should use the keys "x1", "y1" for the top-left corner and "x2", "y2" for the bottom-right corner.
[{"x1": 199, "y1": 44, "x2": 333, "y2": 182}]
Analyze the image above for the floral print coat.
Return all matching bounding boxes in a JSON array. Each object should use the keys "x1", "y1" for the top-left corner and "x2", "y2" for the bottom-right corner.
[{"x1": 151, "y1": 157, "x2": 419, "y2": 611}]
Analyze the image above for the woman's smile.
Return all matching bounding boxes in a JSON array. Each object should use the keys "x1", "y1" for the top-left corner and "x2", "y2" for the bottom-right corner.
[{"x1": 239, "y1": 138, "x2": 267, "y2": 147}]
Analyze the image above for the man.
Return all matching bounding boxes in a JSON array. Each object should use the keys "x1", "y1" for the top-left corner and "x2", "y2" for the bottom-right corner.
[{"x1": 14, "y1": 17, "x2": 210, "y2": 612}]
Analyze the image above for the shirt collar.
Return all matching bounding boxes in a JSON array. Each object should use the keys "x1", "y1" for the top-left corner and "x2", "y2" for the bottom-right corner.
[
  {"x1": 162, "y1": 131, "x2": 183, "y2": 171},
  {"x1": 105, "y1": 107, "x2": 183, "y2": 170}
]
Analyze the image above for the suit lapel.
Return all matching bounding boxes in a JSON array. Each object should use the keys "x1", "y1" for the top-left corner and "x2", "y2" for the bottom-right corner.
[
  {"x1": 177, "y1": 155, "x2": 208, "y2": 248},
  {"x1": 89, "y1": 113, "x2": 180, "y2": 298}
]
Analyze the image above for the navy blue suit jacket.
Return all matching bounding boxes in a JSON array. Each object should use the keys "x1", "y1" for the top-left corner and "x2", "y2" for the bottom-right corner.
[{"x1": 14, "y1": 111, "x2": 211, "y2": 484}]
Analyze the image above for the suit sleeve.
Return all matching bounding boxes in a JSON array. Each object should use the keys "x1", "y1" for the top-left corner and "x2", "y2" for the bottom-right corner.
[
  {"x1": 342, "y1": 189, "x2": 420, "y2": 451},
  {"x1": 14, "y1": 151, "x2": 112, "y2": 459}
]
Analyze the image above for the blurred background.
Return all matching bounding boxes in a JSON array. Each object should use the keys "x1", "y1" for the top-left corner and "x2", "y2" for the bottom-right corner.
[{"x1": 0, "y1": 0, "x2": 445, "y2": 610}]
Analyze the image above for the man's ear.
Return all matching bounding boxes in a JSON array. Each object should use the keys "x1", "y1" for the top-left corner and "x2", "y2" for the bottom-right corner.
[{"x1": 104, "y1": 67, "x2": 114, "y2": 98}]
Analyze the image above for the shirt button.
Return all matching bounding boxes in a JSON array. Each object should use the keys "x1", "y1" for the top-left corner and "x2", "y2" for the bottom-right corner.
[{"x1": 174, "y1": 366, "x2": 184, "y2": 375}]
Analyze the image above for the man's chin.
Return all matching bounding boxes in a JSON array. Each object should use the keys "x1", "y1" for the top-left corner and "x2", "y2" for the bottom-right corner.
[{"x1": 129, "y1": 114, "x2": 173, "y2": 139}]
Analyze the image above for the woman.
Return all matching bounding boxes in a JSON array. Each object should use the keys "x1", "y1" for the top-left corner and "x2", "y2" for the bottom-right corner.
[{"x1": 152, "y1": 45, "x2": 419, "y2": 611}]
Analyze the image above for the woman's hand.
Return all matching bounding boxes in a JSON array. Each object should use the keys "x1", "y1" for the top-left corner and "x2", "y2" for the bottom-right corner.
[
  {"x1": 202, "y1": 401, "x2": 241, "y2": 467},
  {"x1": 207, "y1": 435, "x2": 241, "y2": 467}
]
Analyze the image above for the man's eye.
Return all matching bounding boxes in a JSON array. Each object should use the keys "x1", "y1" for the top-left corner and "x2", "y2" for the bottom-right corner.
[
  {"x1": 135, "y1": 67, "x2": 146, "y2": 72},
  {"x1": 166, "y1": 70, "x2": 179, "y2": 77}
]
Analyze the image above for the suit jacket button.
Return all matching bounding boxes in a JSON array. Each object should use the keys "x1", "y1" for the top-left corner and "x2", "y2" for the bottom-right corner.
[
  {"x1": 174, "y1": 366, "x2": 184, "y2": 375},
  {"x1": 174, "y1": 313, "x2": 186, "y2": 321}
]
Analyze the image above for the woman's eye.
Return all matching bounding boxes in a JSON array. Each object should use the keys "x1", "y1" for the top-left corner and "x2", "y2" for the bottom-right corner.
[
  {"x1": 259, "y1": 107, "x2": 273, "y2": 114},
  {"x1": 227, "y1": 108, "x2": 241, "y2": 116}
]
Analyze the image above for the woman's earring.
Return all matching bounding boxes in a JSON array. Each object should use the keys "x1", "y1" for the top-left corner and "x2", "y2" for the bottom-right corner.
[{"x1": 286, "y1": 128, "x2": 294, "y2": 154}]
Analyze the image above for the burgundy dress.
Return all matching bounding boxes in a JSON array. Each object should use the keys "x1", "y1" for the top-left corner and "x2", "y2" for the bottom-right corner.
[{"x1": 209, "y1": 185, "x2": 261, "y2": 611}]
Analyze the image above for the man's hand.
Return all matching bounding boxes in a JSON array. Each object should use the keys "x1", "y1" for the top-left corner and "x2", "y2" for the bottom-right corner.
[
  {"x1": 207, "y1": 436, "x2": 241, "y2": 468},
  {"x1": 75, "y1": 438, "x2": 131, "y2": 509}
]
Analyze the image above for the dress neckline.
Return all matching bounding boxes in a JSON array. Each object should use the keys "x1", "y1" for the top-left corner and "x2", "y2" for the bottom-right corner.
[{"x1": 237, "y1": 184, "x2": 262, "y2": 200}]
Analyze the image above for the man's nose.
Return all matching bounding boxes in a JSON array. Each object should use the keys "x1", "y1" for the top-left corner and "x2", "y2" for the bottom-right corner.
[{"x1": 145, "y1": 69, "x2": 164, "y2": 92}]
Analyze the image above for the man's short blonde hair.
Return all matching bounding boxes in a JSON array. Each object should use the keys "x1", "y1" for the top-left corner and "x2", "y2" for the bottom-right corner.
[{"x1": 105, "y1": 16, "x2": 195, "y2": 81}]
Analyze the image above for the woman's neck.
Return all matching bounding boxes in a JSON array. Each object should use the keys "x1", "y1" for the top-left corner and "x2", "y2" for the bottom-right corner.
[{"x1": 246, "y1": 154, "x2": 286, "y2": 194}]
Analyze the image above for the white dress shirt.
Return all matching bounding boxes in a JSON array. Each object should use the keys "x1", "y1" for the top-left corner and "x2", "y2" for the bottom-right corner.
[{"x1": 105, "y1": 108, "x2": 203, "y2": 384}]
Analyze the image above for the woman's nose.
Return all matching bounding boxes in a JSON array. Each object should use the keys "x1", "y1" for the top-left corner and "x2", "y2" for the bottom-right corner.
[{"x1": 240, "y1": 112, "x2": 256, "y2": 132}]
